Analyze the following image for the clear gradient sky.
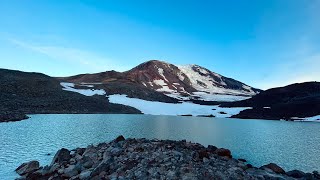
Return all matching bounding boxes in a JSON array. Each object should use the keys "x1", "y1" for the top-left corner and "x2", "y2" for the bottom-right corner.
[{"x1": 0, "y1": 0, "x2": 319, "y2": 89}]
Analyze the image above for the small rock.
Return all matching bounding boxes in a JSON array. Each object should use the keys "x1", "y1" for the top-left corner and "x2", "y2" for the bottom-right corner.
[
  {"x1": 62, "y1": 165, "x2": 79, "y2": 178},
  {"x1": 191, "y1": 151, "x2": 199, "y2": 160},
  {"x1": 167, "y1": 170, "x2": 176, "y2": 178},
  {"x1": 238, "y1": 158, "x2": 247, "y2": 162},
  {"x1": 69, "y1": 158, "x2": 76, "y2": 165},
  {"x1": 110, "y1": 147, "x2": 122, "y2": 156},
  {"x1": 207, "y1": 145, "x2": 217, "y2": 152},
  {"x1": 247, "y1": 164, "x2": 253, "y2": 168},
  {"x1": 82, "y1": 158, "x2": 94, "y2": 169},
  {"x1": 286, "y1": 170, "x2": 306, "y2": 178},
  {"x1": 15, "y1": 160, "x2": 40, "y2": 176},
  {"x1": 57, "y1": 168, "x2": 64, "y2": 174},
  {"x1": 261, "y1": 163, "x2": 285, "y2": 174},
  {"x1": 135, "y1": 147, "x2": 144, "y2": 152},
  {"x1": 203, "y1": 157, "x2": 209, "y2": 163},
  {"x1": 76, "y1": 148, "x2": 86, "y2": 156},
  {"x1": 49, "y1": 163, "x2": 60, "y2": 173},
  {"x1": 79, "y1": 170, "x2": 91, "y2": 179},
  {"x1": 51, "y1": 148, "x2": 71, "y2": 165},
  {"x1": 305, "y1": 173, "x2": 315, "y2": 179},
  {"x1": 198, "y1": 150, "x2": 209, "y2": 159},
  {"x1": 114, "y1": 135, "x2": 125, "y2": 143},
  {"x1": 91, "y1": 162, "x2": 110, "y2": 177},
  {"x1": 38, "y1": 165, "x2": 51, "y2": 176},
  {"x1": 82, "y1": 147, "x2": 99, "y2": 163},
  {"x1": 313, "y1": 171, "x2": 320, "y2": 178},
  {"x1": 216, "y1": 148, "x2": 232, "y2": 158}
]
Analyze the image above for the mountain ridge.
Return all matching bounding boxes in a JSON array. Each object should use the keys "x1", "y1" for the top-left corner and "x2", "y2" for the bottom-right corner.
[
  {"x1": 0, "y1": 64, "x2": 319, "y2": 122},
  {"x1": 62, "y1": 60, "x2": 261, "y2": 102}
]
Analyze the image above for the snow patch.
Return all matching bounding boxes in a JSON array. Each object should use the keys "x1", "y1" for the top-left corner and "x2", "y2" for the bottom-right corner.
[
  {"x1": 198, "y1": 67, "x2": 209, "y2": 75},
  {"x1": 148, "y1": 82, "x2": 154, "y2": 87},
  {"x1": 79, "y1": 84, "x2": 94, "y2": 88},
  {"x1": 292, "y1": 115, "x2": 320, "y2": 122},
  {"x1": 60, "y1": 82, "x2": 106, "y2": 96},
  {"x1": 191, "y1": 92, "x2": 251, "y2": 102},
  {"x1": 177, "y1": 72, "x2": 185, "y2": 81},
  {"x1": 158, "y1": 68, "x2": 169, "y2": 82},
  {"x1": 153, "y1": 79, "x2": 176, "y2": 92},
  {"x1": 178, "y1": 65, "x2": 256, "y2": 96},
  {"x1": 172, "y1": 84, "x2": 177, "y2": 89},
  {"x1": 153, "y1": 79, "x2": 167, "y2": 86},
  {"x1": 142, "y1": 82, "x2": 147, "y2": 87},
  {"x1": 108, "y1": 94, "x2": 250, "y2": 117}
]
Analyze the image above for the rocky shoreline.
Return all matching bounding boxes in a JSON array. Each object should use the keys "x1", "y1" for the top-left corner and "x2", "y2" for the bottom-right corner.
[
  {"x1": 0, "y1": 112, "x2": 29, "y2": 123},
  {"x1": 15, "y1": 136, "x2": 320, "y2": 180}
]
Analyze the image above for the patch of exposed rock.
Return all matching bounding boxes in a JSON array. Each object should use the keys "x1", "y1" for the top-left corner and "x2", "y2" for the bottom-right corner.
[
  {"x1": 16, "y1": 136, "x2": 320, "y2": 180},
  {"x1": 0, "y1": 112, "x2": 29, "y2": 122}
]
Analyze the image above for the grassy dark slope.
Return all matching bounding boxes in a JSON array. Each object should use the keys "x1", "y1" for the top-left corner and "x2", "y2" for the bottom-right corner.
[
  {"x1": 221, "y1": 82, "x2": 320, "y2": 120},
  {"x1": 0, "y1": 69, "x2": 141, "y2": 122}
]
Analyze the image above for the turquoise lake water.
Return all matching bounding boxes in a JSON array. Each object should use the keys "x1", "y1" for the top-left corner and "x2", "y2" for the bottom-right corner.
[{"x1": 1, "y1": 114, "x2": 319, "y2": 179}]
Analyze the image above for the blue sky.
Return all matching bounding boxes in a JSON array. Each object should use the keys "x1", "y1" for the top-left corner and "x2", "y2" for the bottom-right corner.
[{"x1": 0, "y1": 0, "x2": 319, "y2": 89}]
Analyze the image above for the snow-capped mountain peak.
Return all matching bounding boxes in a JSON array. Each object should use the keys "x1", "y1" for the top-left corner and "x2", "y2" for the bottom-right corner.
[
  {"x1": 63, "y1": 60, "x2": 261, "y2": 102},
  {"x1": 177, "y1": 64, "x2": 257, "y2": 96}
]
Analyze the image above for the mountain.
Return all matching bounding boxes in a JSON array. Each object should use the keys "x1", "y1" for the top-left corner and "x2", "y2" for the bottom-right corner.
[
  {"x1": 0, "y1": 68, "x2": 141, "y2": 121},
  {"x1": 1, "y1": 60, "x2": 319, "y2": 121},
  {"x1": 221, "y1": 82, "x2": 320, "y2": 120},
  {"x1": 63, "y1": 60, "x2": 261, "y2": 102}
]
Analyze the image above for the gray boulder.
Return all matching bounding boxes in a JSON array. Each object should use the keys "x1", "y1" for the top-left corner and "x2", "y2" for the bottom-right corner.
[
  {"x1": 51, "y1": 148, "x2": 71, "y2": 165},
  {"x1": 15, "y1": 160, "x2": 40, "y2": 176},
  {"x1": 261, "y1": 163, "x2": 285, "y2": 174},
  {"x1": 114, "y1": 135, "x2": 125, "y2": 143},
  {"x1": 90, "y1": 162, "x2": 110, "y2": 177},
  {"x1": 79, "y1": 170, "x2": 92, "y2": 179},
  {"x1": 215, "y1": 148, "x2": 232, "y2": 158},
  {"x1": 62, "y1": 165, "x2": 79, "y2": 178},
  {"x1": 286, "y1": 170, "x2": 306, "y2": 178}
]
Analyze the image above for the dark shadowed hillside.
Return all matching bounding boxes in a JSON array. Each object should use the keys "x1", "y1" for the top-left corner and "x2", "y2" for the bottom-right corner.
[
  {"x1": 0, "y1": 69, "x2": 141, "y2": 122},
  {"x1": 221, "y1": 82, "x2": 320, "y2": 120}
]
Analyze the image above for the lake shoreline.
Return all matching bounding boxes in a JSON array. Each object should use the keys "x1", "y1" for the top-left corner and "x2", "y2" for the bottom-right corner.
[
  {"x1": 2, "y1": 112, "x2": 318, "y2": 123},
  {"x1": 15, "y1": 136, "x2": 320, "y2": 179},
  {"x1": 0, "y1": 113, "x2": 29, "y2": 123}
]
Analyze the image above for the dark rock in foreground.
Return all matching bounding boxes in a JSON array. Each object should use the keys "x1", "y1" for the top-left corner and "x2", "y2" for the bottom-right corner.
[
  {"x1": 15, "y1": 161, "x2": 40, "y2": 176},
  {"x1": 16, "y1": 136, "x2": 320, "y2": 180},
  {"x1": 261, "y1": 163, "x2": 286, "y2": 174}
]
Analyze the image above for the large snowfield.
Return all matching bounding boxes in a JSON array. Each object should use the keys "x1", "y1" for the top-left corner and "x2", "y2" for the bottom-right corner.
[
  {"x1": 60, "y1": 82, "x2": 249, "y2": 117},
  {"x1": 60, "y1": 82, "x2": 320, "y2": 121},
  {"x1": 108, "y1": 94, "x2": 250, "y2": 117}
]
